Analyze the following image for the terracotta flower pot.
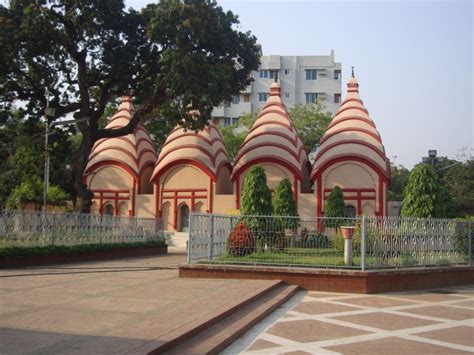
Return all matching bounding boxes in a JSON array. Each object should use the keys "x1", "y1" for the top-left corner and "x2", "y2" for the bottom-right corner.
[{"x1": 341, "y1": 226, "x2": 355, "y2": 240}]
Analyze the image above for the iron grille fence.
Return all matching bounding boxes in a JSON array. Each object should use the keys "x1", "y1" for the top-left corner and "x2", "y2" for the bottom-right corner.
[
  {"x1": 188, "y1": 213, "x2": 472, "y2": 270},
  {"x1": 0, "y1": 210, "x2": 164, "y2": 247}
]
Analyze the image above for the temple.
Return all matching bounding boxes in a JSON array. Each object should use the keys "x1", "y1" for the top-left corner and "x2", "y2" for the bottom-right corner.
[{"x1": 85, "y1": 74, "x2": 389, "y2": 230}]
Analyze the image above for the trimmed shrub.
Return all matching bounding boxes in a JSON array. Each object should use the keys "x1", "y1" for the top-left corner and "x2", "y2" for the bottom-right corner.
[
  {"x1": 324, "y1": 186, "x2": 347, "y2": 228},
  {"x1": 241, "y1": 166, "x2": 272, "y2": 216},
  {"x1": 306, "y1": 231, "x2": 330, "y2": 248},
  {"x1": 273, "y1": 179, "x2": 299, "y2": 230},
  {"x1": 227, "y1": 221, "x2": 255, "y2": 257}
]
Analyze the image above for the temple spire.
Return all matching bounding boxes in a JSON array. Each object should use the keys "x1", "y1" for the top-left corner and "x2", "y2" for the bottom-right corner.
[{"x1": 351, "y1": 66, "x2": 355, "y2": 77}]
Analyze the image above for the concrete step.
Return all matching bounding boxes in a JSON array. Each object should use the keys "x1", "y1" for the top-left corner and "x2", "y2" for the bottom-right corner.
[
  {"x1": 167, "y1": 232, "x2": 189, "y2": 249},
  {"x1": 151, "y1": 282, "x2": 299, "y2": 355}
]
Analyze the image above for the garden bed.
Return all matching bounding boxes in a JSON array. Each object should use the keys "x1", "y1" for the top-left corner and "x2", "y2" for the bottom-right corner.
[{"x1": 0, "y1": 240, "x2": 168, "y2": 267}]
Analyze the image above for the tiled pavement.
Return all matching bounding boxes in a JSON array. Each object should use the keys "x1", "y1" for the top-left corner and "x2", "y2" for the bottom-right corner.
[
  {"x1": 0, "y1": 253, "x2": 280, "y2": 354},
  {"x1": 229, "y1": 285, "x2": 474, "y2": 354}
]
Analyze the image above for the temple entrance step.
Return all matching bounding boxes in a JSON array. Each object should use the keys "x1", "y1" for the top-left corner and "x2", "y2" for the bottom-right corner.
[{"x1": 149, "y1": 281, "x2": 299, "y2": 355}]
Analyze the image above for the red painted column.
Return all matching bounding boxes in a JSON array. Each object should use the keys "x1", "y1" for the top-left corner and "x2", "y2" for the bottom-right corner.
[
  {"x1": 131, "y1": 179, "x2": 136, "y2": 217},
  {"x1": 99, "y1": 192, "x2": 104, "y2": 215},
  {"x1": 293, "y1": 177, "x2": 298, "y2": 210},
  {"x1": 209, "y1": 179, "x2": 214, "y2": 213},
  {"x1": 114, "y1": 192, "x2": 119, "y2": 216},
  {"x1": 191, "y1": 190, "x2": 195, "y2": 212},
  {"x1": 235, "y1": 177, "x2": 240, "y2": 209},
  {"x1": 173, "y1": 191, "x2": 178, "y2": 230},
  {"x1": 357, "y1": 191, "x2": 362, "y2": 216},
  {"x1": 154, "y1": 182, "x2": 160, "y2": 218},
  {"x1": 378, "y1": 175, "x2": 384, "y2": 216},
  {"x1": 316, "y1": 178, "x2": 322, "y2": 217}
]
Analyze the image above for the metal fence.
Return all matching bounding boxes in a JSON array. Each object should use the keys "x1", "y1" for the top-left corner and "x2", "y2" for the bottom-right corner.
[
  {"x1": 188, "y1": 213, "x2": 472, "y2": 270},
  {"x1": 0, "y1": 210, "x2": 164, "y2": 248}
]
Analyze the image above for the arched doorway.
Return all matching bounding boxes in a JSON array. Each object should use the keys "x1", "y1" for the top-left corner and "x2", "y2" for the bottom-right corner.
[
  {"x1": 345, "y1": 204, "x2": 356, "y2": 218},
  {"x1": 179, "y1": 204, "x2": 190, "y2": 232},
  {"x1": 103, "y1": 204, "x2": 114, "y2": 216}
]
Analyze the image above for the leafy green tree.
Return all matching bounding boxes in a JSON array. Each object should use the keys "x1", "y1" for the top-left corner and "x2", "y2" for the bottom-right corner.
[
  {"x1": 288, "y1": 102, "x2": 332, "y2": 153},
  {"x1": 442, "y1": 160, "x2": 474, "y2": 216},
  {"x1": 220, "y1": 112, "x2": 257, "y2": 161},
  {"x1": 7, "y1": 177, "x2": 42, "y2": 209},
  {"x1": 1, "y1": 0, "x2": 260, "y2": 211},
  {"x1": 241, "y1": 166, "x2": 272, "y2": 216},
  {"x1": 401, "y1": 164, "x2": 455, "y2": 218},
  {"x1": 324, "y1": 186, "x2": 347, "y2": 228},
  {"x1": 273, "y1": 179, "x2": 298, "y2": 229},
  {"x1": 388, "y1": 163, "x2": 410, "y2": 201},
  {"x1": 0, "y1": 109, "x2": 76, "y2": 208},
  {"x1": 220, "y1": 125, "x2": 247, "y2": 161}
]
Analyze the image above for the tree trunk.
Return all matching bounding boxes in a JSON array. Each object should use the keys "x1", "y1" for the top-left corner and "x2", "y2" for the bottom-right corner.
[{"x1": 73, "y1": 126, "x2": 95, "y2": 213}]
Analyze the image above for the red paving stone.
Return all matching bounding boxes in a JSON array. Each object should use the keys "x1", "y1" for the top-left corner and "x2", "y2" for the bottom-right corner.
[
  {"x1": 323, "y1": 336, "x2": 471, "y2": 354},
  {"x1": 267, "y1": 319, "x2": 371, "y2": 343},
  {"x1": 414, "y1": 326, "x2": 474, "y2": 347},
  {"x1": 333, "y1": 311, "x2": 440, "y2": 331},
  {"x1": 292, "y1": 300, "x2": 360, "y2": 315},
  {"x1": 401, "y1": 305, "x2": 474, "y2": 321}
]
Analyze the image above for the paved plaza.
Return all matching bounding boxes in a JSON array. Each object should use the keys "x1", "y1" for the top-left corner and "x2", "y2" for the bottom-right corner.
[
  {"x1": 227, "y1": 286, "x2": 474, "y2": 354},
  {"x1": 1, "y1": 253, "x2": 473, "y2": 354}
]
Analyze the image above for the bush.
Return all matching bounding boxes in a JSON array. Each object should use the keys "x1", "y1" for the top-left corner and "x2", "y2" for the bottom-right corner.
[
  {"x1": 227, "y1": 221, "x2": 255, "y2": 257},
  {"x1": 241, "y1": 166, "x2": 272, "y2": 216},
  {"x1": 0, "y1": 240, "x2": 166, "y2": 259},
  {"x1": 273, "y1": 179, "x2": 299, "y2": 230},
  {"x1": 324, "y1": 186, "x2": 347, "y2": 229},
  {"x1": 305, "y1": 231, "x2": 330, "y2": 248}
]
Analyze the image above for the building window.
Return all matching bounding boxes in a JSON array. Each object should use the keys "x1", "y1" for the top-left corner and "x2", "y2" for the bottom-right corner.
[
  {"x1": 258, "y1": 93, "x2": 268, "y2": 102},
  {"x1": 259, "y1": 70, "x2": 268, "y2": 78},
  {"x1": 223, "y1": 117, "x2": 231, "y2": 126},
  {"x1": 284, "y1": 69, "x2": 290, "y2": 75},
  {"x1": 225, "y1": 100, "x2": 231, "y2": 108},
  {"x1": 305, "y1": 93, "x2": 317, "y2": 104},
  {"x1": 269, "y1": 70, "x2": 279, "y2": 79},
  {"x1": 334, "y1": 70, "x2": 341, "y2": 80},
  {"x1": 243, "y1": 94, "x2": 251, "y2": 102},
  {"x1": 334, "y1": 93, "x2": 341, "y2": 104},
  {"x1": 232, "y1": 117, "x2": 238, "y2": 125},
  {"x1": 305, "y1": 69, "x2": 317, "y2": 80},
  {"x1": 284, "y1": 93, "x2": 290, "y2": 98},
  {"x1": 232, "y1": 95, "x2": 240, "y2": 105}
]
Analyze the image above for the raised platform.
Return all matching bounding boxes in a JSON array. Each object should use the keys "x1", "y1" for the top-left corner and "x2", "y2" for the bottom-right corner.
[{"x1": 179, "y1": 263, "x2": 474, "y2": 293}]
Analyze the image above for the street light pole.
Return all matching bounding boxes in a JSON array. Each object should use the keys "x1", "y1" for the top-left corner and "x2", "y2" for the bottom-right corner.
[{"x1": 43, "y1": 88, "x2": 51, "y2": 211}]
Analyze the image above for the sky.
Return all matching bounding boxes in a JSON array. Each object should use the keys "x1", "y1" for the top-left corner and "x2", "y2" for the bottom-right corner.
[{"x1": 127, "y1": 0, "x2": 473, "y2": 168}]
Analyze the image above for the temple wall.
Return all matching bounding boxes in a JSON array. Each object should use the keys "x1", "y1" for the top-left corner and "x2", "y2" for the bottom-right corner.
[
  {"x1": 88, "y1": 166, "x2": 133, "y2": 190},
  {"x1": 135, "y1": 195, "x2": 154, "y2": 218},
  {"x1": 239, "y1": 163, "x2": 294, "y2": 193},
  {"x1": 213, "y1": 194, "x2": 235, "y2": 214},
  {"x1": 297, "y1": 193, "x2": 316, "y2": 219}
]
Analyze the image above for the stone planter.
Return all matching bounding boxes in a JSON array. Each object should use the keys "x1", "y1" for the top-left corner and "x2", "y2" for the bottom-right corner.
[
  {"x1": 341, "y1": 226, "x2": 355, "y2": 266},
  {"x1": 341, "y1": 226, "x2": 355, "y2": 239}
]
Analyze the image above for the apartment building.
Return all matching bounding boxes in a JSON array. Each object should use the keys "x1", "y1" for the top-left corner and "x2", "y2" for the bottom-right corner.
[{"x1": 212, "y1": 50, "x2": 342, "y2": 126}]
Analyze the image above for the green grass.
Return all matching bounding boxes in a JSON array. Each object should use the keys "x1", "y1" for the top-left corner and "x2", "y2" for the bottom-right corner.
[
  {"x1": 206, "y1": 248, "x2": 361, "y2": 268},
  {"x1": 0, "y1": 240, "x2": 166, "y2": 259}
]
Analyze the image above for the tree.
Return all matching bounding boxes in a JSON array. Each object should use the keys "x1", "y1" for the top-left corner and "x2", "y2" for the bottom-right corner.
[
  {"x1": 443, "y1": 160, "x2": 474, "y2": 216},
  {"x1": 0, "y1": 109, "x2": 75, "y2": 208},
  {"x1": 1, "y1": 0, "x2": 260, "y2": 211},
  {"x1": 220, "y1": 112, "x2": 258, "y2": 161},
  {"x1": 273, "y1": 179, "x2": 298, "y2": 229},
  {"x1": 288, "y1": 102, "x2": 332, "y2": 153},
  {"x1": 401, "y1": 164, "x2": 455, "y2": 218},
  {"x1": 240, "y1": 166, "x2": 272, "y2": 216},
  {"x1": 388, "y1": 163, "x2": 410, "y2": 201},
  {"x1": 324, "y1": 186, "x2": 346, "y2": 228}
]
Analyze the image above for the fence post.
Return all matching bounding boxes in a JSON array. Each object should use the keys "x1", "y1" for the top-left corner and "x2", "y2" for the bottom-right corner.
[
  {"x1": 361, "y1": 215, "x2": 366, "y2": 271},
  {"x1": 208, "y1": 214, "x2": 214, "y2": 261},
  {"x1": 187, "y1": 213, "x2": 193, "y2": 263},
  {"x1": 99, "y1": 215, "x2": 103, "y2": 244},
  {"x1": 468, "y1": 221, "x2": 472, "y2": 266},
  {"x1": 51, "y1": 212, "x2": 56, "y2": 246}
]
